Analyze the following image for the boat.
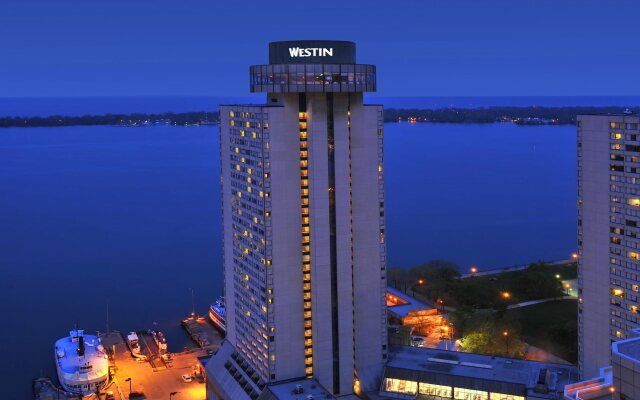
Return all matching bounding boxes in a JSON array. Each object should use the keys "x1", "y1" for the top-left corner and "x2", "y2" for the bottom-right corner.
[
  {"x1": 126, "y1": 332, "x2": 146, "y2": 359},
  {"x1": 54, "y1": 329, "x2": 109, "y2": 395},
  {"x1": 209, "y1": 297, "x2": 226, "y2": 334},
  {"x1": 151, "y1": 330, "x2": 168, "y2": 354}
]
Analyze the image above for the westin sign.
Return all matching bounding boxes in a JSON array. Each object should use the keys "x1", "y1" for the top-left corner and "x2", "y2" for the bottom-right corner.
[{"x1": 268, "y1": 41, "x2": 356, "y2": 64}]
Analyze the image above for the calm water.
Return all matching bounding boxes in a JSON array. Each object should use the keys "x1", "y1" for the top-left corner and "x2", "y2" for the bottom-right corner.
[{"x1": 0, "y1": 122, "x2": 576, "y2": 396}]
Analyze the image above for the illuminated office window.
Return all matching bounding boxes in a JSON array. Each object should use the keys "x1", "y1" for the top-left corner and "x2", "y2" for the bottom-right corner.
[
  {"x1": 454, "y1": 388, "x2": 488, "y2": 400},
  {"x1": 383, "y1": 378, "x2": 417, "y2": 395},
  {"x1": 418, "y1": 382, "x2": 452, "y2": 397}
]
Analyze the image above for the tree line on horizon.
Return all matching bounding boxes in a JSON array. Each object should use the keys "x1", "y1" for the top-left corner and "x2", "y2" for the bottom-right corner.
[{"x1": 1, "y1": 106, "x2": 637, "y2": 128}]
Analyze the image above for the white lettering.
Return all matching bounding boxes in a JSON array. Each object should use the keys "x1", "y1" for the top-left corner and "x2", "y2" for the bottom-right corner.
[
  {"x1": 289, "y1": 48, "x2": 301, "y2": 57},
  {"x1": 288, "y1": 47, "x2": 334, "y2": 58}
]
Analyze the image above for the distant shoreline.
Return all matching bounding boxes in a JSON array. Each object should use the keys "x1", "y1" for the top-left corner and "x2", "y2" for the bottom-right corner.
[{"x1": 1, "y1": 106, "x2": 637, "y2": 128}]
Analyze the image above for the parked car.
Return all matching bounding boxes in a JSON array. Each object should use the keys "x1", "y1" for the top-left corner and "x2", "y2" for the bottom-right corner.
[
  {"x1": 182, "y1": 373, "x2": 193, "y2": 383},
  {"x1": 411, "y1": 336, "x2": 425, "y2": 347}
]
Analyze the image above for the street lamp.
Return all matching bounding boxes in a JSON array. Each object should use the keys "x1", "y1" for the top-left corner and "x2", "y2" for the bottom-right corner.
[
  {"x1": 571, "y1": 252, "x2": 579, "y2": 260},
  {"x1": 170, "y1": 392, "x2": 179, "y2": 399},
  {"x1": 503, "y1": 331, "x2": 510, "y2": 354},
  {"x1": 470, "y1": 266, "x2": 478, "y2": 274},
  {"x1": 501, "y1": 292, "x2": 511, "y2": 300},
  {"x1": 417, "y1": 279, "x2": 424, "y2": 285},
  {"x1": 125, "y1": 377, "x2": 132, "y2": 394},
  {"x1": 437, "y1": 298, "x2": 444, "y2": 313}
]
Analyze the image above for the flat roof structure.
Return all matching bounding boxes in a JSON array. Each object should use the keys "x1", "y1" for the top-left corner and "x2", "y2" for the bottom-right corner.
[
  {"x1": 382, "y1": 346, "x2": 578, "y2": 399},
  {"x1": 386, "y1": 287, "x2": 433, "y2": 319},
  {"x1": 257, "y1": 378, "x2": 335, "y2": 400},
  {"x1": 613, "y1": 335, "x2": 640, "y2": 364}
]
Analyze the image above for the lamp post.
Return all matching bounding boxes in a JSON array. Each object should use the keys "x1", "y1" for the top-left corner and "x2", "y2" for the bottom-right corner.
[
  {"x1": 470, "y1": 266, "x2": 478, "y2": 274},
  {"x1": 170, "y1": 392, "x2": 179, "y2": 399},
  {"x1": 449, "y1": 322, "x2": 454, "y2": 348},
  {"x1": 503, "y1": 331, "x2": 510, "y2": 354},
  {"x1": 189, "y1": 288, "x2": 196, "y2": 319},
  {"x1": 125, "y1": 377, "x2": 132, "y2": 395}
]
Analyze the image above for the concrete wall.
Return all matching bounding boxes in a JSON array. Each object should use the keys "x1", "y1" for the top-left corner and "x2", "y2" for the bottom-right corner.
[
  {"x1": 219, "y1": 106, "x2": 237, "y2": 348},
  {"x1": 578, "y1": 115, "x2": 616, "y2": 378},
  {"x1": 268, "y1": 98, "x2": 307, "y2": 380},
  {"x1": 351, "y1": 97, "x2": 387, "y2": 392}
]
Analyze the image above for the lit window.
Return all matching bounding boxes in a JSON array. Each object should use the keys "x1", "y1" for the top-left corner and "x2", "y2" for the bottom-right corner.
[
  {"x1": 454, "y1": 388, "x2": 488, "y2": 400},
  {"x1": 419, "y1": 383, "x2": 452, "y2": 397},
  {"x1": 489, "y1": 393, "x2": 524, "y2": 400},
  {"x1": 383, "y1": 378, "x2": 417, "y2": 395},
  {"x1": 611, "y1": 288, "x2": 624, "y2": 297},
  {"x1": 629, "y1": 199, "x2": 640, "y2": 207}
]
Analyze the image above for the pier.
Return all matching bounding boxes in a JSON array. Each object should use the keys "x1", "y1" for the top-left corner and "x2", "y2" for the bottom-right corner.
[
  {"x1": 33, "y1": 328, "x2": 212, "y2": 399},
  {"x1": 181, "y1": 315, "x2": 223, "y2": 353}
]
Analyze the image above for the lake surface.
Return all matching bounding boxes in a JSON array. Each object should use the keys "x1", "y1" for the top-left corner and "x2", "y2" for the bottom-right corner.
[{"x1": 0, "y1": 122, "x2": 576, "y2": 396}]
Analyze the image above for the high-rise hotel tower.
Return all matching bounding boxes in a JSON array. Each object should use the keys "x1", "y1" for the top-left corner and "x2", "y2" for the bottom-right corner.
[
  {"x1": 578, "y1": 113, "x2": 640, "y2": 379},
  {"x1": 206, "y1": 41, "x2": 387, "y2": 399}
]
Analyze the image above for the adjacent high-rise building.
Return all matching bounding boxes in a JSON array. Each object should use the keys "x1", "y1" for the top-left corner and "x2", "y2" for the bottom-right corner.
[
  {"x1": 206, "y1": 40, "x2": 388, "y2": 399},
  {"x1": 578, "y1": 113, "x2": 640, "y2": 379}
]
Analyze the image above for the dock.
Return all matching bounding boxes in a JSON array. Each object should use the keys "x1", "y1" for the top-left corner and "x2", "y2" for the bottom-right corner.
[
  {"x1": 33, "y1": 329, "x2": 209, "y2": 400},
  {"x1": 181, "y1": 315, "x2": 223, "y2": 353}
]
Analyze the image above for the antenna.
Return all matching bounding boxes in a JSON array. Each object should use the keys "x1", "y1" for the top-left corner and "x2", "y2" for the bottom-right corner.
[{"x1": 106, "y1": 300, "x2": 110, "y2": 334}]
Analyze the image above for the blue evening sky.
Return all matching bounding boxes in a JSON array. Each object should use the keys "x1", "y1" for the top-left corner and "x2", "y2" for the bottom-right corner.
[{"x1": 1, "y1": 0, "x2": 639, "y2": 97}]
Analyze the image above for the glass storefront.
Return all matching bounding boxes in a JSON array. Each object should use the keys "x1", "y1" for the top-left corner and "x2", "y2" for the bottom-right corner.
[
  {"x1": 419, "y1": 382, "x2": 453, "y2": 397},
  {"x1": 382, "y1": 377, "x2": 525, "y2": 400},
  {"x1": 383, "y1": 378, "x2": 417, "y2": 395},
  {"x1": 454, "y1": 387, "x2": 489, "y2": 400},
  {"x1": 489, "y1": 393, "x2": 525, "y2": 400}
]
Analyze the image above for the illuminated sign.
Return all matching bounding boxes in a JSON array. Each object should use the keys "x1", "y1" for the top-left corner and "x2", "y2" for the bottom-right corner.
[
  {"x1": 288, "y1": 47, "x2": 334, "y2": 58},
  {"x1": 269, "y1": 41, "x2": 355, "y2": 64}
]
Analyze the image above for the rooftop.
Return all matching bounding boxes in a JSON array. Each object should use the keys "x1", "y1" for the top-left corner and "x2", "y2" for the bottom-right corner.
[
  {"x1": 258, "y1": 378, "x2": 334, "y2": 400},
  {"x1": 385, "y1": 345, "x2": 578, "y2": 398},
  {"x1": 612, "y1": 327, "x2": 640, "y2": 364},
  {"x1": 386, "y1": 287, "x2": 433, "y2": 318}
]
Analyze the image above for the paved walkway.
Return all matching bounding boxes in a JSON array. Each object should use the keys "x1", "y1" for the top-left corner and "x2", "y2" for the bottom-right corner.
[
  {"x1": 460, "y1": 258, "x2": 573, "y2": 279},
  {"x1": 506, "y1": 296, "x2": 575, "y2": 310}
]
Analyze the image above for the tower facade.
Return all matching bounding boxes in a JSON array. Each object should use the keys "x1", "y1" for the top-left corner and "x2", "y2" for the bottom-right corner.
[
  {"x1": 578, "y1": 114, "x2": 640, "y2": 378},
  {"x1": 207, "y1": 41, "x2": 387, "y2": 399}
]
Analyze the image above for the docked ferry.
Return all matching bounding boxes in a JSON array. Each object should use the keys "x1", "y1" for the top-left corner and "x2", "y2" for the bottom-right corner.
[
  {"x1": 54, "y1": 329, "x2": 109, "y2": 395},
  {"x1": 209, "y1": 298, "x2": 226, "y2": 334}
]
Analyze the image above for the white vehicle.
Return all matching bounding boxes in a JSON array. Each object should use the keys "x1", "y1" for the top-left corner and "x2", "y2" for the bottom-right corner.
[
  {"x1": 182, "y1": 373, "x2": 193, "y2": 383},
  {"x1": 411, "y1": 336, "x2": 425, "y2": 347}
]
